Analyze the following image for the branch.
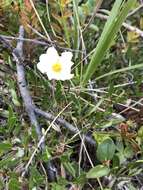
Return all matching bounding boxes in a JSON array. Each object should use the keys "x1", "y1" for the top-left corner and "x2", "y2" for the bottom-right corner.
[
  {"x1": 0, "y1": 34, "x2": 83, "y2": 53},
  {"x1": 34, "y1": 107, "x2": 96, "y2": 147},
  {"x1": 14, "y1": 26, "x2": 43, "y2": 142},
  {"x1": 0, "y1": 35, "x2": 14, "y2": 52},
  {"x1": 15, "y1": 26, "x2": 57, "y2": 181},
  {"x1": 0, "y1": 26, "x2": 57, "y2": 181}
]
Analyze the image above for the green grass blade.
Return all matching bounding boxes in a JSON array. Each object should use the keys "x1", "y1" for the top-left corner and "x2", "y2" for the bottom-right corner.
[
  {"x1": 82, "y1": 0, "x2": 136, "y2": 86},
  {"x1": 95, "y1": 63, "x2": 143, "y2": 81},
  {"x1": 99, "y1": 0, "x2": 122, "y2": 38}
]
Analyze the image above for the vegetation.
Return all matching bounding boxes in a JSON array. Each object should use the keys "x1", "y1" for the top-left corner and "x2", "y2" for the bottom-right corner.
[{"x1": 0, "y1": 0, "x2": 143, "y2": 189}]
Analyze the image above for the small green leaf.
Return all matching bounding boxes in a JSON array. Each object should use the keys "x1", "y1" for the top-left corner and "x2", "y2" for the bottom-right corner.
[
  {"x1": 41, "y1": 148, "x2": 51, "y2": 162},
  {"x1": 124, "y1": 146, "x2": 134, "y2": 158},
  {"x1": 63, "y1": 162, "x2": 76, "y2": 178},
  {"x1": 10, "y1": 88, "x2": 20, "y2": 106},
  {"x1": 138, "y1": 126, "x2": 143, "y2": 138},
  {"x1": 112, "y1": 155, "x2": 120, "y2": 168},
  {"x1": 29, "y1": 167, "x2": 44, "y2": 188},
  {"x1": 93, "y1": 133, "x2": 110, "y2": 144},
  {"x1": 8, "y1": 178, "x2": 20, "y2": 190},
  {"x1": 0, "y1": 142, "x2": 12, "y2": 153},
  {"x1": 0, "y1": 179, "x2": 4, "y2": 189},
  {"x1": 86, "y1": 165, "x2": 110, "y2": 178},
  {"x1": 0, "y1": 155, "x2": 17, "y2": 168},
  {"x1": 96, "y1": 138, "x2": 115, "y2": 162},
  {"x1": 51, "y1": 183, "x2": 65, "y2": 190}
]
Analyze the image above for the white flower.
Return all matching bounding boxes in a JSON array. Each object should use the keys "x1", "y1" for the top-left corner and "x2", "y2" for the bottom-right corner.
[{"x1": 37, "y1": 47, "x2": 74, "y2": 80}]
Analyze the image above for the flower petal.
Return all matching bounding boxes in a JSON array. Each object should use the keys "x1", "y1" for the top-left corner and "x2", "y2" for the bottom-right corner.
[
  {"x1": 46, "y1": 47, "x2": 59, "y2": 58},
  {"x1": 39, "y1": 54, "x2": 48, "y2": 62},
  {"x1": 59, "y1": 57, "x2": 74, "y2": 68},
  {"x1": 47, "y1": 72, "x2": 61, "y2": 80},
  {"x1": 37, "y1": 47, "x2": 74, "y2": 81},
  {"x1": 37, "y1": 61, "x2": 48, "y2": 73},
  {"x1": 61, "y1": 51, "x2": 73, "y2": 62},
  {"x1": 60, "y1": 74, "x2": 74, "y2": 80},
  {"x1": 46, "y1": 66, "x2": 74, "y2": 80},
  {"x1": 44, "y1": 47, "x2": 59, "y2": 65}
]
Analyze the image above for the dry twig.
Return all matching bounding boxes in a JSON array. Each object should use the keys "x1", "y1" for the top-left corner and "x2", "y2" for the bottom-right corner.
[
  {"x1": 34, "y1": 107, "x2": 96, "y2": 147},
  {"x1": 0, "y1": 34, "x2": 83, "y2": 53},
  {"x1": 0, "y1": 26, "x2": 57, "y2": 181},
  {"x1": 95, "y1": 13, "x2": 143, "y2": 38}
]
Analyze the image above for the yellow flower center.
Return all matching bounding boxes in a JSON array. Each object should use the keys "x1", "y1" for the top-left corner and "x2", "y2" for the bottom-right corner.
[{"x1": 52, "y1": 62, "x2": 62, "y2": 73}]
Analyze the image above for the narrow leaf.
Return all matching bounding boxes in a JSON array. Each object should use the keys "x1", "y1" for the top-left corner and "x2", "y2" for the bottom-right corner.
[
  {"x1": 86, "y1": 165, "x2": 110, "y2": 178},
  {"x1": 82, "y1": 0, "x2": 136, "y2": 85}
]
